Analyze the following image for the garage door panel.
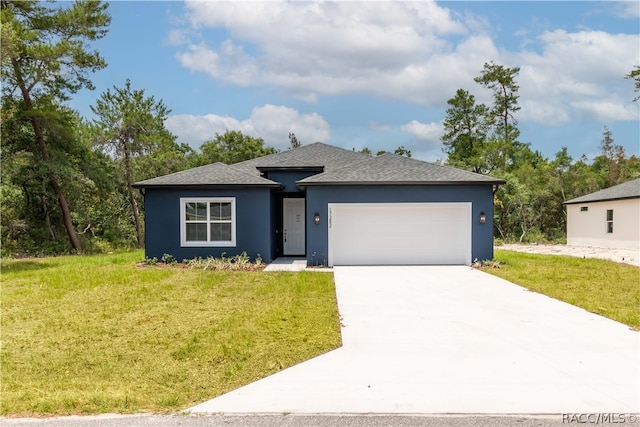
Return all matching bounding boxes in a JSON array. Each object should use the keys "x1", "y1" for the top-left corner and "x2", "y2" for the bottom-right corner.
[{"x1": 329, "y1": 203, "x2": 471, "y2": 266}]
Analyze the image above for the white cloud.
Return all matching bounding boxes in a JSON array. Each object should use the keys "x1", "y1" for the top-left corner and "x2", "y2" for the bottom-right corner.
[
  {"x1": 165, "y1": 104, "x2": 331, "y2": 151},
  {"x1": 611, "y1": 1, "x2": 640, "y2": 19},
  {"x1": 570, "y1": 100, "x2": 639, "y2": 122},
  {"x1": 400, "y1": 120, "x2": 443, "y2": 144},
  {"x1": 514, "y1": 30, "x2": 639, "y2": 124},
  {"x1": 172, "y1": 1, "x2": 639, "y2": 126},
  {"x1": 174, "y1": 1, "x2": 477, "y2": 106}
]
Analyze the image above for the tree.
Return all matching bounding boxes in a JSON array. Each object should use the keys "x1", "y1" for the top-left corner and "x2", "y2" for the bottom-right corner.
[
  {"x1": 197, "y1": 131, "x2": 276, "y2": 165},
  {"x1": 288, "y1": 132, "x2": 301, "y2": 149},
  {"x1": 393, "y1": 146, "x2": 412, "y2": 157},
  {"x1": 1, "y1": 95, "x2": 121, "y2": 254},
  {"x1": 133, "y1": 140, "x2": 197, "y2": 181},
  {"x1": 550, "y1": 147, "x2": 572, "y2": 202},
  {"x1": 474, "y1": 62, "x2": 521, "y2": 146},
  {"x1": 1, "y1": 0, "x2": 111, "y2": 252},
  {"x1": 443, "y1": 64, "x2": 526, "y2": 176},
  {"x1": 90, "y1": 79, "x2": 176, "y2": 247},
  {"x1": 626, "y1": 65, "x2": 640, "y2": 102},
  {"x1": 441, "y1": 88, "x2": 491, "y2": 173},
  {"x1": 374, "y1": 147, "x2": 412, "y2": 157},
  {"x1": 595, "y1": 126, "x2": 625, "y2": 187},
  {"x1": 474, "y1": 62, "x2": 533, "y2": 173}
]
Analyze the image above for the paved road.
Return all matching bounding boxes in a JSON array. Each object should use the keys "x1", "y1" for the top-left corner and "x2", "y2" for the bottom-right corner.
[{"x1": 6, "y1": 413, "x2": 635, "y2": 427}]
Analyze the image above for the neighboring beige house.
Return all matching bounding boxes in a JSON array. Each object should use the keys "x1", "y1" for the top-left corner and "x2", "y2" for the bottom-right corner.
[{"x1": 564, "y1": 178, "x2": 640, "y2": 250}]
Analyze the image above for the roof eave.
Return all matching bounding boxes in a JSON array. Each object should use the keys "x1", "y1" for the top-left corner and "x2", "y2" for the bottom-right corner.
[
  {"x1": 563, "y1": 195, "x2": 640, "y2": 205},
  {"x1": 132, "y1": 183, "x2": 283, "y2": 190},
  {"x1": 297, "y1": 180, "x2": 506, "y2": 187}
]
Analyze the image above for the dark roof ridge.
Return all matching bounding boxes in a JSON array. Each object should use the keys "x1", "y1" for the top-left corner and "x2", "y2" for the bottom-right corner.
[{"x1": 231, "y1": 142, "x2": 371, "y2": 175}]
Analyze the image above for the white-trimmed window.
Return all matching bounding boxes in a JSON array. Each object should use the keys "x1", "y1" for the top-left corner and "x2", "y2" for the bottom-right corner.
[{"x1": 180, "y1": 198, "x2": 236, "y2": 247}]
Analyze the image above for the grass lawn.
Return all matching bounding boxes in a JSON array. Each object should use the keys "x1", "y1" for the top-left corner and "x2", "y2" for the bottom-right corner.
[
  {"x1": 1, "y1": 251, "x2": 341, "y2": 416},
  {"x1": 487, "y1": 249, "x2": 640, "y2": 328}
]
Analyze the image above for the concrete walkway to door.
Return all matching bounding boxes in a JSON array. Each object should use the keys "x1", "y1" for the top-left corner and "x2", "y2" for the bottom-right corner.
[
  {"x1": 263, "y1": 257, "x2": 308, "y2": 271},
  {"x1": 189, "y1": 266, "x2": 640, "y2": 414}
]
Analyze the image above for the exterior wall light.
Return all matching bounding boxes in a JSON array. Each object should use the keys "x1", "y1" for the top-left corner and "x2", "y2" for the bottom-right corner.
[
  {"x1": 479, "y1": 212, "x2": 486, "y2": 224},
  {"x1": 314, "y1": 213, "x2": 321, "y2": 225}
]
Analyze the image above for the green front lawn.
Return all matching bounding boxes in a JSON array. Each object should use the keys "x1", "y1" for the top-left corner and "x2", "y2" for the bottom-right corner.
[
  {"x1": 487, "y1": 249, "x2": 640, "y2": 328},
  {"x1": 1, "y1": 251, "x2": 341, "y2": 416},
  {"x1": 4, "y1": 249, "x2": 638, "y2": 416}
]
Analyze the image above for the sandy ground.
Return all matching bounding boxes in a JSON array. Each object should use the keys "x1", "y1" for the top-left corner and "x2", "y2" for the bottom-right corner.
[{"x1": 498, "y1": 243, "x2": 640, "y2": 267}]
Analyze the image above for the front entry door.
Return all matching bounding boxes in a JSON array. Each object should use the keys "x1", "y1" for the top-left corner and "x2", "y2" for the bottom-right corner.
[{"x1": 283, "y1": 198, "x2": 305, "y2": 255}]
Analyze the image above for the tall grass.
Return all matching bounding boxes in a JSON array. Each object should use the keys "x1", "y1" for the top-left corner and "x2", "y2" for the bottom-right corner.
[{"x1": 1, "y1": 251, "x2": 341, "y2": 415}]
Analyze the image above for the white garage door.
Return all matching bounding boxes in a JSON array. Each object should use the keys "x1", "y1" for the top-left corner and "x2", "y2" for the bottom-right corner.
[{"x1": 328, "y1": 203, "x2": 472, "y2": 266}]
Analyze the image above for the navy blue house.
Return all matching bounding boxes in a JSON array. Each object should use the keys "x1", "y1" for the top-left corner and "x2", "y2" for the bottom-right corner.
[{"x1": 133, "y1": 143, "x2": 505, "y2": 266}]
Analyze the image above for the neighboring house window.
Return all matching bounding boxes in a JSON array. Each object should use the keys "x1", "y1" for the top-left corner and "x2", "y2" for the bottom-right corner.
[
  {"x1": 580, "y1": 206, "x2": 588, "y2": 212},
  {"x1": 180, "y1": 198, "x2": 236, "y2": 247},
  {"x1": 606, "y1": 209, "x2": 613, "y2": 233}
]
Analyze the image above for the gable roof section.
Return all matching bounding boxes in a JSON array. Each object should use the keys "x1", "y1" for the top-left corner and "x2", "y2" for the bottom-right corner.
[
  {"x1": 132, "y1": 162, "x2": 280, "y2": 188},
  {"x1": 564, "y1": 178, "x2": 640, "y2": 204},
  {"x1": 232, "y1": 142, "x2": 369, "y2": 175},
  {"x1": 297, "y1": 153, "x2": 505, "y2": 185}
]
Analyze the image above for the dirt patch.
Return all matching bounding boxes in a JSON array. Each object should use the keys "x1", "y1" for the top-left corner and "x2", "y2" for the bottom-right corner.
[{"x1": 497, "y1": 243, "x2": 640, "y2": 267}]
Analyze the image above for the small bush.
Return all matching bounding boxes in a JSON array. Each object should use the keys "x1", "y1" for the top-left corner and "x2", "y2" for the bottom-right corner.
[
  {"x1": 471, "y1": 258, "x2": 504, "y2": 269},
  {"x1": 161, "y1": 253, "x2": 177, "y2": 264},
  {"x1": 184, "y1": 252, "x2": 263, "y2": 271},
  {"x1": 144, "y1": 256, "x2": 158, "y2": 266}
]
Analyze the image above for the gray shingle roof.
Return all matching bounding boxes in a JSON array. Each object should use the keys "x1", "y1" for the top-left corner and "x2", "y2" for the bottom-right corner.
[
  {"x1": 232, "y1": 142, "x2": 370, "y2": 175},
  {"x1": 298, "y1": 153, "x2": 505, "y2": 185},
  {"x1": 132, "y1": 162, "x2": 280, "y2": 188},
  {"x1": 133, "y1": 142, "x2": 504, "y2": 188},
  {"x1": 564, "y1": 178, "x2": 640, "y2": 204}
]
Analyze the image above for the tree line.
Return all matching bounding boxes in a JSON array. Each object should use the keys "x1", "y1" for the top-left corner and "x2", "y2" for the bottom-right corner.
[
  {"x1": 1, "y1": 1, "x2": 639, "y2": 255},
  {"x1": 440, "y1": 63, "x2": 640, "y2": 242}
]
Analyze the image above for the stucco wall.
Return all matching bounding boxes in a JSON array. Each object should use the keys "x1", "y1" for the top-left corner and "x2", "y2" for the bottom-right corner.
[
  {"x1": 566, "y1": 198, "x2": 640, "y2": 249},
  {"x1": 143, "y1": 187, "x2": 273, "y2": 262},
  {"x1": 305, "y1": 184, "x2": 496, "y2": 265}
]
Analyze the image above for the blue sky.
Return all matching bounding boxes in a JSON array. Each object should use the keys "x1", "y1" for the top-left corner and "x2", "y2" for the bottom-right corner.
[{"x1": 70, "y1": 1, "x2": 640, "y2": 162}]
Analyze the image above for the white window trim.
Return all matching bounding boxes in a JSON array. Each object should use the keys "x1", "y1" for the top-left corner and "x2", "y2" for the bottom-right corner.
[{"x1": 180, "y1": 197, "x2": 236, "y2": 247}]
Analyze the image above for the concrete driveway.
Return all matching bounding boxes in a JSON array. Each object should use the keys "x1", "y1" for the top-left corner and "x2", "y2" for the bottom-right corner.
[{"x1": 189, "y1": 266, "x2": 640, "y2": 414}]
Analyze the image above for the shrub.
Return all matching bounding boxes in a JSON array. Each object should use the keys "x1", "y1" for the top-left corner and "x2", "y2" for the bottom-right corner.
[
  {"x1": 521, "y1": 228, "x2": 548, "y2": 244},
  {"x1": 471, "y1": 258, "x2": 504, "y2": 269},
  {"x1": 184, "y1": 252, "x2": 263, "y2": 271},
  {"x1": 161, "y1": 253, "x2": 177, "y2": 264},
  {"x1": 144, "y1": 256, "x2": 158, "y2": 266}
]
